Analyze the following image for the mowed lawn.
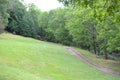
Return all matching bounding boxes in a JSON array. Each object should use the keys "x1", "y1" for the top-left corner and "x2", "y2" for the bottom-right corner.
[{"x1": 0, "y1": 33, "x2": 120, "y2": 80}]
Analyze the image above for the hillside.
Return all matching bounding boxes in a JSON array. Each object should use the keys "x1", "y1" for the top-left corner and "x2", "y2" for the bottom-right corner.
[{"x1": 0, "y1": 33, "x2": 120, "y2": 80}]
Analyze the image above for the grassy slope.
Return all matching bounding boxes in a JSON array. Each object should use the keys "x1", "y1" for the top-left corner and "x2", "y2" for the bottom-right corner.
[
  {"x1": 0, "y1": 33, "x2": 120, "y2": 80},
  {"x1": 74, "y1": 48, "x2": 120, "y2": 72}
]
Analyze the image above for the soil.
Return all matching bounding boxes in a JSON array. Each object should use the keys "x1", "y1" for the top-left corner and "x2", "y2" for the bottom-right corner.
[{"x1": 65, "y1": 47, "x2": 120, "y2": 76}]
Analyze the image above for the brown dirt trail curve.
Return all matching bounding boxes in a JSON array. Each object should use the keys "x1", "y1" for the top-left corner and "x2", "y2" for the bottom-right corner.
[{"x1": 65, "y1": 47, "x2": 120, "y2": 76}]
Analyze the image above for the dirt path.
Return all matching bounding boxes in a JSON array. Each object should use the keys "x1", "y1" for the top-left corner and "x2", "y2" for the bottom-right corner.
[{"x1": 65, "y1": 47, "x2": 120, "y2": 76}]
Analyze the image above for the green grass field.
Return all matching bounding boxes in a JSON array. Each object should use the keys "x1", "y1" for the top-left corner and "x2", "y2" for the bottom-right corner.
[{"x1": 0, "y1": 33, "x2": 120, "y2": 80}]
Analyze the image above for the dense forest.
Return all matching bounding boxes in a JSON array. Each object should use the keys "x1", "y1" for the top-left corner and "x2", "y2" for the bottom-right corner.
[{"x1": 0, "y1": 0, "x2": 120, "y2": 59}]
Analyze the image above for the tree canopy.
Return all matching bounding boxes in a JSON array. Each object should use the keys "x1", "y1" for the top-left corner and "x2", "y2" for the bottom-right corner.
[{"x1": 58, "y1": 0, "x2": 120, "y2": 21}]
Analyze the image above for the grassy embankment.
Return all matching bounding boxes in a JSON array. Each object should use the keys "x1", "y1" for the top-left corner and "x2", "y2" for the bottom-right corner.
[{"x1": 0, "y1": 33, "x2": 120, "y2": 80}]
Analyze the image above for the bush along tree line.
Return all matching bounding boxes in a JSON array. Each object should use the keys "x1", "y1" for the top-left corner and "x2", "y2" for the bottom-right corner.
[{"x1": 0, "y1": 0, "x2": 120, "y2": 59}]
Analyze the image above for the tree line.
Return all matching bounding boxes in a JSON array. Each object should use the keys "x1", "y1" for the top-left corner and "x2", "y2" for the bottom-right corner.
[{"x1": 0, "y1": 0, "x2": 120, "y2": 59}]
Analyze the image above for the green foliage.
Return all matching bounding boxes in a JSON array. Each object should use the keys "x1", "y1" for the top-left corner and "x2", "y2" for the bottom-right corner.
[
  {"x1": 6, "y1": 0, "x2": 26, "y2": 33},
  {"x1": 58, "y1": 0, "x2": 120, "y2": 56},
  {"x1": 44, "y1": 9, "x2": 73, "y2": 45},
  {"x1": 96, "y1": 17, "x2": 120, "y2": 53},
  {"x1": 6, "y1": 2, "x2": 43, "y2": 38},
  {"x1": 65, "y1": 11, "x2": 90, "y2": 48},
  {"x1": 65, "y1": 9, "x2": 98, "y2": 52},
  {"x1": 58, "y1": 0, "x2": 120, "y2": 21},
  {"x1": 16, "y1": 4, "x2": 41, "y2": 38},
  {"x1": 0, "y1": 0, "x2": 9, "y2": 32}
]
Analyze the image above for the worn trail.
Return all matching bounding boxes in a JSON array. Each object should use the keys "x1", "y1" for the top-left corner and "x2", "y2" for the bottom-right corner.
[{"x1": 65, "y1": 47, "x2": 120, "y2": 76}]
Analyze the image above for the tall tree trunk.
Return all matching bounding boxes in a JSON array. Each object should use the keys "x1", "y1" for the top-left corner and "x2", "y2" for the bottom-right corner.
[
  {"x1": 104, "y1": 45, "x2": 108, "y2": 59},
  {"x1": 96, "y1": 44, "x2": 100, "y2": 56},
  {"x1": 92, "y1": 27, "x2": 97, "y2": 54},
  {"x1": 93, "y1": 36, "x2": 97, "y2": 54},
  {"x1": 105, "y1": 53, "x2": 108, "y2": 59}
]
